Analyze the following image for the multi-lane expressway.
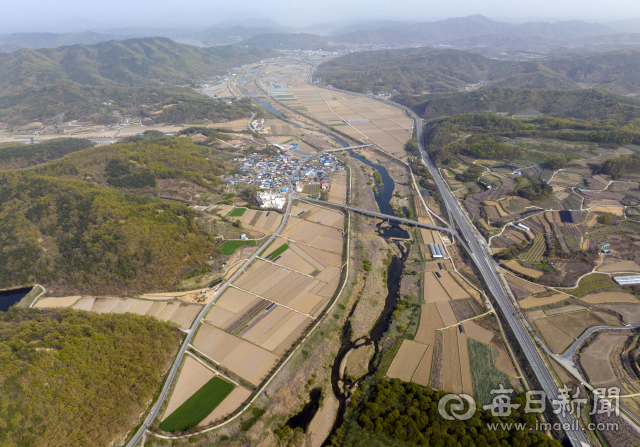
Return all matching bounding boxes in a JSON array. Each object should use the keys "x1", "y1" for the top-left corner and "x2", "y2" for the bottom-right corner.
[
  {"x1": 303, "y1": 62, "x2": 591, "y2": 445},
  {"x1": 394, "y1": 102, "x2": 592, "y2": 447}
]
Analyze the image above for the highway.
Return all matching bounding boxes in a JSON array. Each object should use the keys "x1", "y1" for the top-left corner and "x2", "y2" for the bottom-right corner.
[
  {"x1": 394, "y1": 102, "x2": 591, "y2": 447},
  {"x1": 271, "y1": 62, "x2": 591, "y2": 445},
  {"x1": 296, "y1": 195, "x2": 455, "y2": 234}
]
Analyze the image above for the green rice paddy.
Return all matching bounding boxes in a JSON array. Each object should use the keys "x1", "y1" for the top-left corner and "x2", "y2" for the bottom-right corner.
[
  {"x1": 229, "y1": 207, "x2": 247, "y2": 217},
  {"x1": 159, "y1": 376, "x2": 235, "y2": 432},
  {"x1": 220, "y1": 240, "x2": 256, "y2": 255}
]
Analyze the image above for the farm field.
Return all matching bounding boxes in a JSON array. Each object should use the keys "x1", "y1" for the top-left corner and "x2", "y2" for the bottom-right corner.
[
  {"x1": 290, "y1": 203, "x2": 345, "y2": 229},
  {"x1": 327, "y1": 169, "x2": 347, "y2": 204},
  {"x1": 188, "y1": 203, "x2": 345, "y2": 396},
  {"x1": 34, "y1": 296, "x2": 202, "y2": 330},
  {"x1": 580, "y1": 333, "x2": 630, "y2": 391},
  {"x1": 259, "y1": 63, "x2": 413, "y2": 158},
  {"x1": 386, "y1": 340, "x2": 428, "y2": 382},
  {"x1": 568, "y1": 273, "x2": 620, "y2": 297},
  {"x1": 579, "y1": 292, "x2": 639, "y2": 304},
  {"x1": 220, "y1": 240, "x2": 256, "y2": 255},
  {"x1": 162, "y1": 356, "x2": 214, "y2": 422},
  {"x1": 519, "y1": 236, "x2": 545, "y2": 263},
  {"x1": 390, "y1": 262, "x2": 492, "y2": 395},
  {"x1": 598, "y1": 260, "x2": 640, "y2": 273},
  {"x1": 34, "y1": 295, "x2": 81, "y2": 307},
  {"x1": 280, "y1": 217, "x2": 344, "y2": 252},
  {"x1": 531, "y1": 309, "x2": 613, "y2": 353},
  {"x1": 228, "y1": 208, "x2": 283, "y2": 235},
  {"x1": 601, "y1": 304, "x2": 640, "y2": 324},
  {"x1": 502, "y1": 260, "x2": 543, "y2": 279},
  {"x1": 206, "y1": 206, "x2": 283, "y2": 237},
  {"x1": 229, "y1": 207, "x2": 247, "y2": 217},
  {"x1": 264, "y1": 243, "x2": 289, "y2": 260},
  {"x1": 505, "y1": 273, "x2": 546, "y2": 299},
  {"x1": 160, "y1": 375, "x2": 235, "y2": 432},
  {"x1": 467, "y1": 338, "x2": 516, "y2": 405}
]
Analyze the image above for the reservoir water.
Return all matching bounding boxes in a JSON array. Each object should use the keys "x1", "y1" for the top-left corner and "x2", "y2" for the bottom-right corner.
[{"x1": 0, "y1": 287, "x2": 32, "y2": 312}]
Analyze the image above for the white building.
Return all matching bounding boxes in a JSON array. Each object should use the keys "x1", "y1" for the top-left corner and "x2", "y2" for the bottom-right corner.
[
  {"x1": 613, "y1": 275, "x2": 640, "y2": 286},
  {"x1": 256, "y1": 191, "x2": 286, "y2": 210}
]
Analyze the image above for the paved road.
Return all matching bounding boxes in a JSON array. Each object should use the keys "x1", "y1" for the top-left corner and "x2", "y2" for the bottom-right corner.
[
  {"x1": 394, "y1": 102, "x2": 592, "y2": 447},
  {"x1": 558, "y1": 325, "x2": 640, "y2": 363},
  {"x1": 296, "y1": 195, "x2": 454, "y2": 233},
  {"x1": 126, "y1": 184, "x2": 297, "y2": 447}
]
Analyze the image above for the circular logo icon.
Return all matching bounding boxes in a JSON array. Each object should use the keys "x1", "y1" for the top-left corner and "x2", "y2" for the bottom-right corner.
[{"x1": 438, "y1": 394, "x2": 477, "y2": 421}]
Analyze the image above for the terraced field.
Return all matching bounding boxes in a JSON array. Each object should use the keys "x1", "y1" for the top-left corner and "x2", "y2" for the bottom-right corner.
[{"x1": 519, "y1": 236, "x2": 545, "y2": 263}]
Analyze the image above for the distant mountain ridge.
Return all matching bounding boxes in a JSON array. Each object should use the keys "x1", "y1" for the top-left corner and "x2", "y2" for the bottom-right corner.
[
  {"x1": 394, "y1": 87, "x2": 640, "y2": 121},
  {"x1": 0, "y1": 37, "x2": 278, "y2": 96},
  {"x1": 314, "y1": 48, "x2": 579, "y2": 95},
  {"x1": 314, "y1": 47, "x2": 640, "y2": 96},
  {"x1": 0, "y1": 31, "x2": 123, "y2": 53}
]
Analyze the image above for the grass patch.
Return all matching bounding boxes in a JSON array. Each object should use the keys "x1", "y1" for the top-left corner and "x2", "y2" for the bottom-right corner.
[
  {"x1": 329, "y1": 123, "x2": 349, "y2": 126},
  {"x1": 282, "y1": 139, "x2": 293, "y2": 144},
  {"x1": 219, "y1": 240, "x2": 256, "y2": 255},
  {"x1": 302, "y1": 183, "x2": 321, "y2": 195},
  {"x1": 266, "y1": 243, "x2": 289, "y2": 259},
  {"x1": 159, "y1": 376, "x2": 234, "y2": 432},
  {"x1": 16, "y1": 285, "x2": 44, "y2": 308},
  {"x1": 467, "y1": 338, "x2": 513, "y2": 406},
  {"x1": 229, "y1": 207, "x2": 247, "y2": 217},
  {"x1": 569, "y1": 273, "x2": 619, "y2": 297}
]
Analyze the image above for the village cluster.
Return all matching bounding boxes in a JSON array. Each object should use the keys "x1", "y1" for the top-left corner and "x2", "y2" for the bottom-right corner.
[{"x1": 226, "y1": 152, "x2": 345, "y2": 209}]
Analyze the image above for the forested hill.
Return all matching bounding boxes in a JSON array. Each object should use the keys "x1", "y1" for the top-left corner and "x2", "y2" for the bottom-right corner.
[
  {"x1": 541, "y1": 50, "x2": 640, "y2": 95},
  {"x1": 0, "y1": 307, "x2": 181, "y2": 446},
  {"x1": 314, "y1": 48, "x2": 577, "y2": 95},
  {"x1": 315, "y1": 47, "x2": 640, "y2": 96},
  {"x1": 0, "y1": 136, "x2": 230, "y2": 295},
  {"x1": 0, "y1": 138, "x2": 94, "y2": 170},
  {"x1": 0, "y1": 37, "x2": 279, "y2": 96},
  {"x1": 0, "y1": 85, "x2": 256, "y2": 128},
  {"x1": 394, "y1": 87, "x2": 640, "y2": 121}
]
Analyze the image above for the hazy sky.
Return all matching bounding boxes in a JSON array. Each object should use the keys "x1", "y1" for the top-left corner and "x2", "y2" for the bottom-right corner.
[{"x1": 2, "y1": 0, "x2": 640, "y2": 32}]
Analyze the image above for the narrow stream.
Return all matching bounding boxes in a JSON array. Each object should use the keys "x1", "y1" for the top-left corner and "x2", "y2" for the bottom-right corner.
[
  {"x1": 322, "y1": 242, "x2": 408, "y2": 445},
  {"x1": 322, "y1": 152, "x2": 410, "y2": 445}
]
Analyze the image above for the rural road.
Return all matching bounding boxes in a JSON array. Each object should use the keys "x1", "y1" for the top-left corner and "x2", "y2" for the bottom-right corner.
[
  {"x1": 125, "y1": 179, "x2": 297, "y2": 447},
  {"x1": 556, "y1": 324, "x2": 640, "y2": 364}
]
